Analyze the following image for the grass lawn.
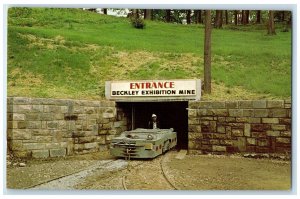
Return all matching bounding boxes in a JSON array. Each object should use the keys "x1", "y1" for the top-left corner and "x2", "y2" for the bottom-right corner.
[{"x1": 7, "y1": 8, "x2": 292, "y2": 100}]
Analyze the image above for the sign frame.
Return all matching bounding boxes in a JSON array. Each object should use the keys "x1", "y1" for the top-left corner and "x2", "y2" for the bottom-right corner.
[{"x1": 105, "y1": 79, "x2": 201, "y2": 102}]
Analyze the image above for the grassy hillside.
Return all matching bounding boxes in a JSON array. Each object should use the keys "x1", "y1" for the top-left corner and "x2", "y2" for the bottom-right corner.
[{"x1": 7, "y1": 8, "x2": 291, "y2": 100}]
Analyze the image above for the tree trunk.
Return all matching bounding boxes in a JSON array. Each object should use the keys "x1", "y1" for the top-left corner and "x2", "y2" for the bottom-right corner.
[
  {"x1": 246, "y1": 10, "x2": 250, "y2": 24},
  {"x1": 268, "y1": 10, "x2": 276, "y2": 35},
  {"x1": 242, "y1": 10, "x2": 247, "y2": 25},
  {"x1": 204, "y1": 10, "x2": 212, "y2": 94},
  {"x1": 144, "y1": 9, "x2": 152, "y2": 20},
  {"x1": 225, "y1": 10, "x2": 228, "y2": 24},
  {"x1": 256, "y1": 10, "x2": 261, "y2": 24},
  {"x1": 103, "y1": 9, "x2": 107, "y2": 15},
  {"x1": 234, "y1": 10, "x2": 238, "y2": 25},
  {"x1": 195, "y1": 10, "x2": 202, "y2": 24},
  {"x1": 166, "y1": 9, "x2": 171, "y2": 22},
  {"x1": 186, "y1": 10, "x2": 191, "y2": 24},
  {"x1": 214, "y1": 10, "x2": 223, "y2": 28}
]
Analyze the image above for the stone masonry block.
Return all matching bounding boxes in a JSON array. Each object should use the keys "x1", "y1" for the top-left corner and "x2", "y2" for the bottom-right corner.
[
  {"x1": 11, "y1": 129, "x2": 32, "y2": 140},
  {"x1": 279, "y1": 118, "x2": 291, "y2": 125},
  {"x1": 267, "y1": 100, "x2": 284, "y2": 108},
  {"x1": 280, "y1": 131, "x2": 291, "y2": 137},
  {"x1": 188, "y1": 101, "x2": 199, "y2": 109},
  {"x1": 32, "y1": 150, "x2": 49, "y2": 158},
  {"x1": 266, "y1": 130, "x2": 280, "y2": 137},
  {"x1": 211, "y1": 102, "x2": 226, "y2": 108},
  {"x1": 284, "y1": 103, "x2": 291, "y2": 108},
  {"x1": 27, "y1": 121, "x2": 42, "y2": 129},
  {"x1": 188, "y1": 125, "x2": 201, "y2": 133},
  {"x1": 257, "y1": 139, "x2": 269, "y2": 147},
  {"x1": 189, "y1": 118, "x2": 200, "y2": 125},
  {"x1": 217, "y1": 126, "x2": 225, "y2": 134},
  {"x1": 239, "y1": 101, "x2": 253, "y2": 108},
  {"x1": 188, "y1": 109, "x2": 197, "y2": 117},
  {"x1": 276, "y1": 137, "x2": 290, "y2": 144},
  {"x1": 268, "y1": 109, "x2": 287, "y2": 117},
  {"x1": 14, "y1": 105, "x2": 32, "y2": 113},
  {"x1": 262, "y1": 118, "x2": 279, "y2": 124},
  {"x1": 12, "y1": 113, "x2": 26, "y2": 121},
  {"x1": 225, "y1": 101, "x2": 238, "y2": 109},
  {"x1": 197, "y1": 109, "x2": 207, "y2": 116},
  {"x1": 243, "y1": 109, "x2": 254, "y2": 117},
  {"x1": 253, "y1": 100, "x2": 267, "y2": 109},
  {"x1": 50, "y1": 148, "x2": 66, "y2": 157},
  {"x1": 14, "y1": 151, "x2": 31, "y2": 158},
  {"x1": 271, "y1": 124, "x2": 286, "y2": 131},
  {"x1": 226, "y1": 117, "x2": 236, "y2": 122},
  {"x1": 229, "y1": 109, "x2": 243, "y2": 117},
  {"x1": 219, "y1": 140, "x2": 233, "y2": 145},
  {"x1": 236, "y1": 117, "x2": 249, "y2": 123},
  {"x1": 103, "y1": 112, "x2": 114, "y2": 119},
  {"x1": 249, "y1": 118, "x2": 261, "y2": 123},
  {"x1": 207, "y1": 109, "x2": 228, "y2": 116},
  {"x1": 244, "y1": 124, "x2": 251, "y2": 137},
  {"x1": 246, "y1": 138, "x2": 256, "y2": 145},
  {"x1": 253, "y1": 109, "x2": 268, "y2": 117},
  {"x1": 32, "y1": 105, "x2": 43, "y2": 112},
  {"x1": 23, "y1": 143, "x2": 46, "y2": 150},
  {"x1": 8, "y1": 140, "x2": 23, "y2": 150},
  {"x1": 232, "y1": 129, "x2": 243, "y2": 136},
  {"x1": 84, "y1": 142, "x2": 98, "y2": 149},
  {"x1": 251, "y1": 124, "x2": 270, "y2": 132},
  {"x1": 212, "y1": 145, "x2": 226, "y2": 152}
]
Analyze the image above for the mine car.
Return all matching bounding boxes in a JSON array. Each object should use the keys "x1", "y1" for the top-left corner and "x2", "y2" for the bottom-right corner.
[{"x1": 110, "y1": 128, "x2": 177, "y2": 159}]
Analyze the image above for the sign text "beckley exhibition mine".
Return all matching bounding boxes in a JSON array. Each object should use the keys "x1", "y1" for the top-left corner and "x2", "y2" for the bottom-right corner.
[{"x1": 109, "y1": 80, "x2": 197, "y2": 97}]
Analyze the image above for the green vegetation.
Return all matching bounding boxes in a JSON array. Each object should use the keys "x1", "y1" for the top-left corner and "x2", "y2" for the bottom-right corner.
[{"x1": 7, "y1": 8, "x2": 291, "y2": 100}]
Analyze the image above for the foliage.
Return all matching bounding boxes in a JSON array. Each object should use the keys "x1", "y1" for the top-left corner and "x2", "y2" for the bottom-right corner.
[
  {"x1": 7, "y1": 8, "x2": 291, "y2": 99},
  {"x1": 131, "y1": 17, "x2": 146, "y2": 29}
]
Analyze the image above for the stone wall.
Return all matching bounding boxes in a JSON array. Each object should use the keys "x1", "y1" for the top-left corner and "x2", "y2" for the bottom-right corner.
[
  {"x1": 7, "y1": 97, "x2": 129, "y2": 158},
  {"x1": 188, "y1": 100, "x2": 291, "y2": 155}
]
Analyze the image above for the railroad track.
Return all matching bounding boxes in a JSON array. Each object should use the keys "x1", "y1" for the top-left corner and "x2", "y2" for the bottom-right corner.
[{"x1": 121, "y1": 151, "x2": 179, "y2": 190}]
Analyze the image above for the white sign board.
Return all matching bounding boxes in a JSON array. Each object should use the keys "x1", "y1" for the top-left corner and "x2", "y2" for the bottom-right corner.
[{"x1": 105, "y1": 79, "x2": 201, "y2": 102}]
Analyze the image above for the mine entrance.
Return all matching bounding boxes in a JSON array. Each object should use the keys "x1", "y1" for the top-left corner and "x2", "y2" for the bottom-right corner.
[{"x1": 117, "y1": 101, "x2": 188, "y2": 149}]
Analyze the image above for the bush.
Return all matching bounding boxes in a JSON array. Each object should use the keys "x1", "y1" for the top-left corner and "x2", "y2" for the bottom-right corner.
[{"x1": 131, "y1": 17, "x2": 145, "y2": 29}]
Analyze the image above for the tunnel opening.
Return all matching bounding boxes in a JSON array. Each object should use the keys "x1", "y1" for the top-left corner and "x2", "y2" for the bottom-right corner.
[{"x1": 117, "y1": 101, "x2": 188, "y2": 149}]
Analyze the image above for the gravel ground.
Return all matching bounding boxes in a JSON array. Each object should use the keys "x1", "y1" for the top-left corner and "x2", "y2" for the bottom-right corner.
[
  {"x1": 32, "y1": 160, "x2": 127, "y2": 190},
  {"x1": 6, "y1": 151, "x2": 113, "y2": 189},
  {"x1": 6, "y1": 151, "x2": 291, "y2": 191}
]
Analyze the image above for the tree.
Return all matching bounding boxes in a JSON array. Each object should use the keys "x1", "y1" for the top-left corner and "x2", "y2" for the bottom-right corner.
[
  {"x1": 234, "y1": 10, "x2": 238, "y2": 25},
  {"x1": 204, "y1": 10, "x2": 212, "y2": 94},
  {"x1": 256, "y1": 10, "x2": 261, "y2": 24},
  {"x1": 166, "y1": 9, "x2": 171, "y2": 22},
  {"x1": 186, "y1": 10, "x2": 191, "y2": 24},
  {"x1": 245, "y1": 10, "x2": 250, "y2": 24},
  {"x1": 214, "y1": 10, "x2": 223, "y2": 28},
  {"x1": 133, "y1": 9, "x2": 139, "y2": 19},
  {"x1": 267, "y1": 10, "x2": 276, "y2": 35},
  {"x1": 144, "y1": 9, "x2": 152, "y2": 20},
  {"x1": 195, "y1": 10, "x2": 202, "y2": 24},
  {"x1": 241, "y1": 10, "x2": 248, "y2": 25},
  {"x1": 225, "y1": 10, "x2": 228, "y2": 24}
]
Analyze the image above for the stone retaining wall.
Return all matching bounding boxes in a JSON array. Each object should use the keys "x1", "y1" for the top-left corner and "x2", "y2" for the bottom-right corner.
[
  {"x1": 188, "y1": 100, "x2": 291, "y2": 155},
  {"x1": 7, "y1": 97, "x2": 129, "y2": 158}
]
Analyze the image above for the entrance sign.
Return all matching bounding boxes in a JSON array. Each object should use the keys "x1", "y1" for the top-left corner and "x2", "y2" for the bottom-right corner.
[{"x1": 105, "y1": 79, "x2": 201, "y2": 102}]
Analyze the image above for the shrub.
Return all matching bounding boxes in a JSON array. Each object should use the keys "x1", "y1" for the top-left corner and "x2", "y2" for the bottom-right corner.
[{"x1": 131, "y1": 17, "x2": 145, "y2": 29}]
